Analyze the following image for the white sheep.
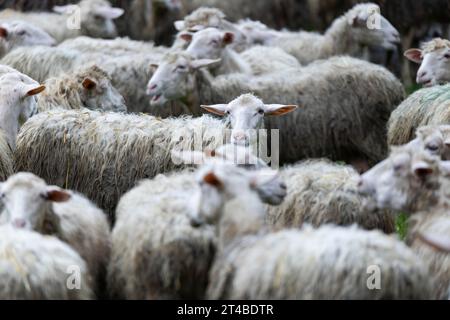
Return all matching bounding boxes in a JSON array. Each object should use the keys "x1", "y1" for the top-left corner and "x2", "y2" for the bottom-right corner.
[
  {"x1": 0, "y1": 172, "x2": 110, "y2": 297},
  {"x1": 0, "y1": 0, "x2": 124, "y2": 43},
  {"x1": 173, "y1": 7, "x2": 248, "y2": 52},
  {"x1": 0, "y1": 20, "x2": 55, "y2": 58},
  {"x1": 189, "y1": 162, "x2": 436, "y2": 299},
  {"x1": 37, "y1": 65, "x2": 127, "y2": 113},
  {"x1": 387, "y1": 83, "x2": 450, "y2": 147},
  {"x1": 109, "y1": 152, "x2": 284, "y2": 299},
  {"x1": 268, "y1": 3, "x2": 400, "y2": 65},
  {"x1": 183, "y1": 27, "x2": 301, "y2": 76},
  {"x1": 404, "y1": 38, "x2": 450, "y2": 86},
  {"x1": 0, "y1": 69, "x2": 45, "y2": 181},
  {"x1": 14, "y1": 109, "x2": 227, "y2": 219},
  {"x1": 0, "y1": 225, "x2": 93, "y2": 299},
  {"x1": 359, "y1": 143, "x2": 450, "y2": 299}
]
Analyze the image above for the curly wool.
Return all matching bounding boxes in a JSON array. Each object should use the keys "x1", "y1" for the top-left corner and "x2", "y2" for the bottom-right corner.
[
  {"x1": 14, "y1": 110, "x2": 226, "y2": 220},
  {"x1": 109, "y1": 171, "x2": 215, "y2": 299},
  {"x1": 0, "y1": 225, "x2": 93, "y2": 299},
  {"x1": 407, "y1": 208, "x2": 450, "y2": 299},
  {"x1": 388, "y1": 83, "x2": 450, "y2": 146},
  {"x1": 266, "y1": 160, "x2": 395, "y2": 233},
  {"x1": 37, "y1": 65, "x2": 126, "y2": 113},
  {"x1": 0, "y1": 132, "x2": 14, "y2": 181},
  {"x1": 208, "y1": 225, "x2": 437, "y2": 299}
]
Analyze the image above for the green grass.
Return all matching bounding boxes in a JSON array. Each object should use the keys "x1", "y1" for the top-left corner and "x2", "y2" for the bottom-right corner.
[
  {"x1": 405, "y1": 83, "x2": 422, "y2": 95},
  {"x1": 395, "y1": 213, "x2": 409, "y2": 241}
]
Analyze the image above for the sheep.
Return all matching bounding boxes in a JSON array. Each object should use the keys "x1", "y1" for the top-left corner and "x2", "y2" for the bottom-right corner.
[
  {"x1": 148, "y1": 54, "x2": 405, "y2": 168},
  {"x1": 14, "y1": 109, "x2": 227, "y2": 219},
  {"x1": 0, "y1": 225, "x2": 93, "y2": 299},
  {"x1": 0, "y1": 71, "x2": 46, "y2": 150},
  {"x1": 0, "y1": 172, "x2": 110, "y2": 297},
  {"x1": 109, "y1": 152, "x2": 285, "y2": 299},
  {"x1": 267, "y1": 3, "x2": 400, "y2": 65},
  {"x1": 266, "y1": 160, "x2": 395, "y2": 233},
  {"x1": 404, "y1": 38, "x2": 450, "y2": 86},
  {"x1": 387, "y1": 83, "x2": 450, "y2": 146},
  {"x1": 413, "y1": 125, "x2": 450, "y2": 160},
  {"x1": 37, "y1": 65, "x2": 127, "y2": 113},
  {"x1": 0, "y1": 0, "x2": 124, "y2": 43},
  {"x1": 173, "y1": 7, "x2": 248, "y2": 52},
  {"x1": 0, "y1": 68, "x2": 46, "y2": 180},
  {"x1": 0, "y1": 20, "x2": 56, "y2": 58},
  {"x1": 190, "y1": 162, "x2": 436, "y2": 300},
  {"x1": 359, "y1": 143, "x2": 450, "y2": 299},
  {"x1": 183, "y1": 27, "x2": 301, "y2": 76}
]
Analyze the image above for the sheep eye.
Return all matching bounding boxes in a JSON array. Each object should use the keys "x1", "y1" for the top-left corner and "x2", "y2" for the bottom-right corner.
[
  {"x1": 444, "y1": 53, "x2": 450, "y2": 59},
  {"x1": 210, "y1": 40, "x2": 219, "y2": 45},
  {"x1": 257, "y1": 109, "x2": 264, "y2": 115},
  {"x1": 176, "y1": 65, "x2": 187, "y2": 71},
  {"x1": 225, "y1": 110, "x2": 231, "y2": 115},
  {"x1": 0, "y1": 193, "x2": 5, "y2": 199},
  {"x1": 17, "y1": 30, "x2": 26, "y2": 36},
  {"x1": 393, "y1": 164, "x2": 403, "y2": 172},
  {"x1": 427, "y1": 144, "x2": 439, "y2": 152}
]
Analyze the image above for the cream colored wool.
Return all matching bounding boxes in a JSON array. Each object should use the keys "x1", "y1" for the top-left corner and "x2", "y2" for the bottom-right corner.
[
  {"x1": 0, "y1": 225, "x2": 93, "y2": 299},
  {"x1": 14, "y1": 110, "x2": 226, "y2": 219}
]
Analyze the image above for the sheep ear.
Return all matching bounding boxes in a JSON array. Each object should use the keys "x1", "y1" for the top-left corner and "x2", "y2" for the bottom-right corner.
[
  {"x1": 418, "y1": 233, "x2": 450, "y2": 253},
  {"x1": 26, "y1": 85, "x2": 46, "y2": 96},
  {"x1": 404, "y1": 49, "x2": 423, "y2": 64},
  {"x1": 189, "y1": 25, "x2": 205, "y2": 32},
  {"x1": 171, "y1": 150, "x2": 206, "y2": 165},
  {"x1": 53, "y1": 4, "x2": 77, "y2": 14},
  {"x1": 203, "y1": 171, "x2": 223, "y2": 188},
  {"x1": 0, "y1": 27, "x2": 8, "y2": 38},
  {"x1": 200, "y1": 104, "x2": 228, "y2": 116},
  {"x1": 174, "y1": 20, "x2": 185, "y2": 31},
  {"x1": 94, "y1": 7, "x2": 124, "y2": 19},
  {"x1": 412, "y1": 161, "x2": 433, "y2": 178},
  {"x1": 82, "y1": 78, "x2": 97, "y2": 90},
  {"x1": 42, "y1": 187, "x2": 71, "y2": 203},
  {"x1": 223, "y1": 32, "x2": 234, "y2": 45},
  {"x1": 179, "y1": 32, "x2": 193, "y2": 42},
  {"x1": 264, "y1": 104, "x2": 298, "y2": 116},
  {"x1": 190, "y1": 58, "x2": 221, "y2": 69}
]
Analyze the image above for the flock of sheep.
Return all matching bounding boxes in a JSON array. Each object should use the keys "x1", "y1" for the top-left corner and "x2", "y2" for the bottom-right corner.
[{"x1": 0, "y1": 0, "x2": 449, "y2": 300}]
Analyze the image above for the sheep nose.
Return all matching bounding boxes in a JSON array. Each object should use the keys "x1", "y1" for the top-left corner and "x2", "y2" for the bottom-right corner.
[{"x1": 12, "y1": 219, "x2": 26, "y2": 229}]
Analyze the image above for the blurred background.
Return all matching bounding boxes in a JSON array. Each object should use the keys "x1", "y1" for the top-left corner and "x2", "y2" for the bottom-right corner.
[{"x1": 1, "y1": 0, "x2": 450, "y2": 90}]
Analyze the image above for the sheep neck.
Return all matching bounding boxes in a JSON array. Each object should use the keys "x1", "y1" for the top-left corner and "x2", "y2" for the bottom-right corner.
[
  {"x1": 213, "y1": 48, "x2": 250, "y2": 76},
  {"x1": 324, "y1": 15, "x2": 362, "y2": 57},
  {"x1": 0, "y1": 102, "x2": 22, "y2": 150},
  {"x1": 216, "y1": 192, "x2": 266, "y2": 252}
]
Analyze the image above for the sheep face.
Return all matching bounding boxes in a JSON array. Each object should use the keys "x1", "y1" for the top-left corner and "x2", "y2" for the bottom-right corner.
[
  {"x1": 0, "y1": 21, "x2": 55, "y2": 57},
  {"x1": 358, "y1": 145, "x2": 440, "y2": 213},
  {"x1": 0, "y1": 72, "x2": 45, "y2": 147},
  {"x1": 201, "y1": 94, "x2": 297, "y2": 146},
  {"x1": 54, "y1": 0, "x2": 124, "y2": 39},
  {"x1": 346, "y1": 4, "x2": 400, "y2": 51},
  {"x1": 146, "y1": 52, "x2": 219, "y2": 107},
  {"x1": 405, "y1": 39, "x2": 450, "y2": 86},
  {"x1": 0, "y1": 173, "x2": 70, "y2": 232},
  {"x1": 193, "y1": 163, "x2": 275, "y2": 226},
  {"x1": 77, "y1": 66, "x2": 127, "y2": 112},
  {"x1": 416, "y1": 125, "x2": 450, "y2": 160},
  {"x1": 185, "y1": 28, "x2": 234, "y2": 60}
]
